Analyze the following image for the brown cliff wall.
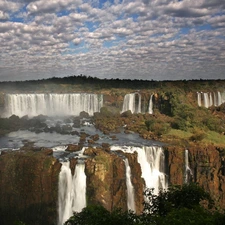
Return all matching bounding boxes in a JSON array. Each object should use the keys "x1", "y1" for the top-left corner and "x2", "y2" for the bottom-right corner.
[
  {"x1": 166, "y1": 144, "x2": 225, "y2": 209},
  {"x1": 0, "y1": 149, "x2": 61, "y2": 225},
  {"x1": 84, "y1": 147, "x2": 144, "y2": 214}
]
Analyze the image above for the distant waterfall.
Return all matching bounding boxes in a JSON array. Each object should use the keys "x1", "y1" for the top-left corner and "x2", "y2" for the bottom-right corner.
[
  {"x1": 124, "y1": 159, "x2": 136, "y2": 212},
  {"x1": 203, "y1": 93, "x2": 210, "y2": 108},
  {"x1": 58, "y1": 161, "x2": 86, "y2": 225},
  {"x1": 148, "y1": 95, "x2": 153, "y2": 114},
  {"x1": 184, "y1": 149, "x2": 192, "y2": 183},
  {"x1": 197, "y1": 92, "x2": 201, "y2": 107},
  {"x1": 4, "y1": 93, "x2": 103, "y2": 117},
  {"x1": 209, "y1": 93, "x2": 213, "y2": 107},
  {"x1": 111, "y1": 146, "x2": 167, "y2": 194},
  {"x1": 197, "y1": 91, "x2": 225, "y2": 108},
  {"x1": 121, "y1": 93, "x2": 141, "y2": 114}
]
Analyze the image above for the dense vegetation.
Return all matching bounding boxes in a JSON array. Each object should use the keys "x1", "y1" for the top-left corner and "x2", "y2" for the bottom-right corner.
[{"x1": 65, "y1": 183, "x2": 225, "y2": 225}]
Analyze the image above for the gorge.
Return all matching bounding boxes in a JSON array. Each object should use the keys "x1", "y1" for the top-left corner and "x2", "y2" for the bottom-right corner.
[{"x1": 0, "y1": 77, "x2": 225, "y2": 225}]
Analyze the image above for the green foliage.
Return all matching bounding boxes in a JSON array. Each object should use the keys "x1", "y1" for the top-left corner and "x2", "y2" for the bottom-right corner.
[
  {"x1": 151, "y1": 122, "x2": 171, "y2": 136},
  {"x1": 145, "y1": 120, "x2": 154, "y2": 131},
  {"x1": 189, "y1": 128, "x2": 206, "y2": 142},
  {"x1": 13, "y1": 221, "x2": 27, "y2": 225},
  {"x1": 143, "y1": 183, "x2": 213, "y2": 217},
  {"x1": 157, "y1": 207, "x2": 215, "y2": 225},
  {"x1": 145, "y1": 119, "x2": 171, "y2": 136},
  {"x1": 99, "y1": 107, "x2": 114, "y2": 117},
  {"x1": 202, "y1": 116, "x2": 223, "y2": 133},
  {"x1": 64, "y1": 205, "x2": 139, "y2": 225},
  {"x1": 121, "y1": 110, "x2": 132, "y2": 117}
]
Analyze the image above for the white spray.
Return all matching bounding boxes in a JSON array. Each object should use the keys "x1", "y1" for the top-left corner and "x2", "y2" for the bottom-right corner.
[
  {"x1": 121, "y1": 93, "x2": 141, "y2": 114},
  {"x1": 111, "y1": 146, "x2": 167, "y2": 194},
  {"x1": 4, "y1": 93, "x2": 103, "y2": 117},
  {"x1": 58, "y1": 161, "x2": 86, "y2": 225},
  {"x1": 124, "y1": 158, "x2": 136, "y2": 212},
  {"x1": 148, "y1": 94, "x2": 153, "y2": 114},
  {"x1": 184, "y1": 149, "x2": 193, "y2": 184}
]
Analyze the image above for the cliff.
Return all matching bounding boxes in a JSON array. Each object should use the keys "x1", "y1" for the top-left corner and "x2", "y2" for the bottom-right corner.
[
  {"x1": 84, "y1": 147, "x2": 144, "y2": 214},
  {"x1": 0, "y1": 149, "x2": 61, "y2": 225},
  {"x1": 167, "y1": 144, "x2": 225, "y2": 209}
]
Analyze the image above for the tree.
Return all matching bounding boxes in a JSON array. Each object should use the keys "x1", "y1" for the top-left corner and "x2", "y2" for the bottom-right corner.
[
  {"x1": 64, "y1": 205, "x2": 139, "y2": 225},
  {"x1": 143, "y1": 183, "x2": 213, "y2": 217}
]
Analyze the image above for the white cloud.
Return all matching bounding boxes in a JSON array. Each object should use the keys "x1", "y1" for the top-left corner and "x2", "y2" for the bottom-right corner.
[{"x1": 0, "y1": 0, "x2": 224, "y2": 81}]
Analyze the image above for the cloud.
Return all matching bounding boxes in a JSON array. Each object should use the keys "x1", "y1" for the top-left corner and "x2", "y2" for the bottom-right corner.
[
  {"x1": 163, "y1": 1, "x2": 210, "y2": 18},
  {"x1": 26, "y1": 0, "x2": 81, "y2": 14},
  {"x1": 0, "y1": 11, "x2": 9, "y2": 20},
  {"x1": 0, "y1": 0, "x2": 225, "y2": 81}
]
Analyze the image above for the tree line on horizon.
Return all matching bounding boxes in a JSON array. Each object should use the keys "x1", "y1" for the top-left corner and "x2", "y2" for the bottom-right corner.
[{"x1": 0, "y1": 74, "x2": 224, "y2": 91}]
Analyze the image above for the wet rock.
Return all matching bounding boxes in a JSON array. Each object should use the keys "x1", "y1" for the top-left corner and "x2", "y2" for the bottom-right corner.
[
  {"x1": 41, "y1": 148, "x2": 53, "y2": 156},
  {"x1": 79, "y1": 132, "x2": 88, "y2": 144},
  {"x1": 66, "y1": 144, "x2": 82, "y2": 152},
  {"x1": 88, "y1": 139, "x2": 95, "y2": 144},
  {"x1": 80, "y1": 111, "x2": 89, "y2": 118},
  {"x1": 102, "y1": 143, "x2": 110, "y2": 151},
  {"x1": 61, "y1": 124, "x2": 72, "y2": 133},
  {"x1": 73, "y1": 119, "x2": 80, "y2": 128},
  {"x1": 91, "y1": 134, "x2": 99, "y2": 141}
]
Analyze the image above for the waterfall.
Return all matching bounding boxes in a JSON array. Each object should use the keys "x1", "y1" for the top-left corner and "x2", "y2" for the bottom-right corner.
[
  {"x1": 111, "y1": 146, "x2": 167, "y2": 194},
  {"x1": 222, "y1": 92, "x2": 225, "y2": 104},
  {"x1": 184, "y1": 149, "x2": 192, "y2": 184},
  {"x1": 58, "y1": 161, "x2": 86, "y2": 225},
  {"x1": 209, "y1": 93, "x2": 213, "y2": 107},
  {"x1": 198, "y1": 91, "x2": 225, "y2": 108},
  {"x1": 4, "y1": 93, "x2": 103, "y2": 117},
  {"x1": 136, "y1": 146, "x2": 167, "y2": 194},
  {"x1": 124, "y1": 158, "x2": 136, "y2": 212},
  {"x1": 203, "y1": 93, "x2": 210, "y2": 108},
  {"x1": 148, "y1": 94, "x2": 153, "y2": 114},
  {"x1": 197, "y1": 92, "x2": 202, "y2": 107},
  {"x1": 218, "y1": 91, "x2": 222, "y2": 106},
  {"x1": 213, "y1": 92, "x2": 217, "y2": 106},
  {"x1": 121, "y1": 93, "x2": 141, "y2": 114}
]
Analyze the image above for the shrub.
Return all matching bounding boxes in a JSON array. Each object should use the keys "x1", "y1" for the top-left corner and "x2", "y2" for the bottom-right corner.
[{"x1": 189, "y1": 128, "x2": 206, "y2": 142}]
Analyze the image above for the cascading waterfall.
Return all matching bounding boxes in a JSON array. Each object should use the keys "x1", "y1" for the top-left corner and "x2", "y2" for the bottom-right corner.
[
  {"x1": 222, "y1": 92, "x2": 225, "y2": 104},
  {"x1": 111, "y1": 146, "x2": 167, "y2": 194},
  {"x1": 58, "y1": 161, "x2": 86, "y2": 225},
  {"x1": 203, "y1": 93, "x2": 210, "y2": 108},
  {"x1": 184, "y1": 149, "x2": 193, "y2": 183},
  {"x1": 213, "y1": 92, "x2": 217, "y2": 106},
  {"x1": 209, "y1": 93, "x2": 213, "y2": 107},
  {"x1": 4, "y1": 93, "x2": 103, "y2": 117},
  {"x1": 148, "y1": 94, "x2": 153, "y2": 114},
  {"x1": 197, "y1": 91, "x2": 225, "y2": 108},
  {"x1": 121, "y1": 93, "x2": 141, "y2": 114},
  {"x1": 124, "y1": 158, "x2": 136, "y2": 212},
  {"x1": 197, "y1": 92, "x2": 202, "y2": 107},
  {"x1": 218, "y1": 91, "x2": 222, "y2": 106}
]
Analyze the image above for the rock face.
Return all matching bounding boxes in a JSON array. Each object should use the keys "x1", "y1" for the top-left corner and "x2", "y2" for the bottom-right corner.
[
  {"x1": 0, "y1": 149, "x2": 61, "y2": 225},
  {"x1": 84, "y1": 147, "x2": 144, "y2": 214},
  {"x1": 166, "y1": 144, "x2": 225, "y2": 209}
]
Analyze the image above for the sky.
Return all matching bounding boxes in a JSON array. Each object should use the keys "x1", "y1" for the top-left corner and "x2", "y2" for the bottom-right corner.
[{"x1": 0, "y1": 0, "x2": 225, "y2": 81}]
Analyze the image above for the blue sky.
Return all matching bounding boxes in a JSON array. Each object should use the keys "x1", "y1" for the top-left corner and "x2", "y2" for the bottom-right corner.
[{"x1": 0, "y1": 0, "x2": 225, "y2": 81}]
